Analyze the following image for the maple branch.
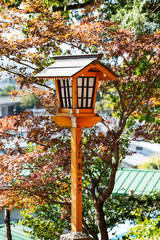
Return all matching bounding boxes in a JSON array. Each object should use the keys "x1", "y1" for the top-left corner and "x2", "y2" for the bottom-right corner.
[
  {"x1": 32, "y1": 82, "x2": 56, "y2": 90},
  {"x1": 125, "y1": 81, "x2": 138, "y2": 116},
  {"x1": 115, "y1": 70, "x2": 160, "y2": 138},
  {"x1": 85, "y1": 166, "x2": 97, "y2": 200},
  {"x1": 35, "y1": 185, "x2": 68, "y2": 203},
  {"x1": 114, "y1": 80, "x2": 125, "y2": 129},
  {"x1": 101, "y1": 116, "x2": 114, "y2": 131},
  {"x1": 84, "y1": 145, "x2": 102, "y2": 160},
  {"x1": 85, "y1": 166, "x2": 94, "y2": 184},
  {"x1": 4, "y1": 56, "x2": 37, "y2": 71},
  {"x1": 151, "y1": 3, "x2": 160, "y2": 13},
  {"x1": 141, "y1": 55, "x2": 154, "y2": 76},
  {"x1": 0, "y1": 65, "x2": 28, "y2": 79},
  {"x1": 27, "y1": 138, "x2": 63, "y2": 148},
  {"x1": 2, "y1": 185, "x2": 70, "y2": 205},
  {"x1": 97, "y1": 142, "x2": 119, "y2": 205},
  {"x1": 51, "y1": 0, "x2": 95, "y2": 12},
  {"x1": 82, "y1": 219, "x2": 98, "y2": 240},
  {"x1": 117, "y1": 73, "x2": 160, "y2": 136},
  {"x1": 36, "y1": 35, "x2": 88, "y2": 54},
  {"x1": 96, "y1": 159, "x2": 111, "y2": 187},
  {"x1": 1, "y1": 55, "x2": 36, "y2": 67},
  {"x1": 55, "y1": 41, "x2": 88, "y2": 54},
  {"x1": 0, "y1": 65, "x2": 54, "y2": 92},
  {"x1": 126, "y1": 70, "x2": 160, "y2": 118}
]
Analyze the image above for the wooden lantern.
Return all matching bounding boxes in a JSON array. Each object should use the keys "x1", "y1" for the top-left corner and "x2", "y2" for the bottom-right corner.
[
  {"x1": 35, "y1": 53, "x2": 117, "y2": 237},
  {"x1": 36, "y1": 53, "x2": 117, "y2": 128}
]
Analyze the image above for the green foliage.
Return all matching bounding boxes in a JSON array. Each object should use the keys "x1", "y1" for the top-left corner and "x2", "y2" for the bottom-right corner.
[
  {"x1": 126, "y1": 216, "x2": 160, "y2": 239},
  {"x1": 83, "y1": 191, "x2": 99, "y2": 236},
  {"x1": 20, "y1": 204, "x2": 70, "y2": 240},
  {"x1": 96, "y1": 99, "x2": 112, "y2": 116},
  {"x1": 20, "y1": 192, "x2": 160, "y2": 239},
  {"x1": 103, "y1": 192, "x2": 160, "y2": 230},
  {"x1": 97, "y1": 86, "x2": 119, "y2": 118},
  {"x1": 96, "y1": 91, "x2": 103, "y2": 102},
  {"x1": 101, "y1": 0, "x2": 160, "y2": 34}
]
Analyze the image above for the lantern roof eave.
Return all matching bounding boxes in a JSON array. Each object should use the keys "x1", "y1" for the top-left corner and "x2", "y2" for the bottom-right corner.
[
  {"x1": 52, "y1": 53, "x2": 103, "y2": 60},
  {"x1": 35, "y1": 53, "x2": 117, "y2": 80}
]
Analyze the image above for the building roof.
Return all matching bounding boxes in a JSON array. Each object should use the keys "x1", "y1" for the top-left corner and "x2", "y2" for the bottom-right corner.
[
  {"x1": 35, "y1": 53, "x2": 117, "y2": 79},
  {"x1": 131, "y1": 141, "x2": 160, "y2": 154},
  {"x1": 122, "y1": 153, "x2": 148, "y2": 168},
  {"x1": 113, "y1": 169, "x2": 160, "y2": 195},
  {"x1": 0, "y1": 223, "x2": 32, "y2": 240},
  {"x1": 0, "y1": 96, "x2": 20, "y2": 107}
]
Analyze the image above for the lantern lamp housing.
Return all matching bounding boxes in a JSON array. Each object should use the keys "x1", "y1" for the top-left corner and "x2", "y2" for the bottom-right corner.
[
  {"x1": 35, "y1": 53, "x2": 117, "y2": 128},
  {"x1": 58, "y1": 77, "x2": 96, "y2": 109}
]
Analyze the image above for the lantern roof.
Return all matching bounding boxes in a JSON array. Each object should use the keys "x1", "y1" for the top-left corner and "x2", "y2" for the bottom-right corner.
[{"x1": 35, "y1": 53, "x2": 117, "y2": 80}]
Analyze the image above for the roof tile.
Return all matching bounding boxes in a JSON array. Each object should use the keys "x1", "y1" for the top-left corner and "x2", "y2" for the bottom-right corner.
[{"x1": 113, "y1": 169, "x2": 160, "y2": 195}]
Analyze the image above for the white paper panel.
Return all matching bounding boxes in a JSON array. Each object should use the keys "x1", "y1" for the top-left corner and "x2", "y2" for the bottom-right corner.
[
  {"x1": 66, "y1": 98, "x2": 69, "y2": 108},
  {"x1": 78, "y1": 88, "x2": 82, "y2": 97},
  {"x1": 83, "y1": 88, "x2": 87, "y2": 97},
  {"x1": 88, "y1": 99, "x2": 92, "y2": 108},
  {"x1": 88, "y1": 88, "x2": 93, "y2": 98},
  {"x1": 77, "y1": 78, "x2": 83, "y2": 86},
  {"x1": 62, "y1": 99, "x2": 66, "y2": 106},
  {"x1": 69, "y1": 88, "x2": 72, "y2": 97},
  {"x1": 84, "y1": 78, "x2": 87, "y2": 86},
  {"x1": 66, "y1": 89, "x2": 69, "y2": 97},
  {"x1": 83, "y1": 99, "x2": 87, "y2": 108},
  {"x1": 89, "y1": 78, "x2": 95, "y2": 87},
  {"x1": 69, "y1": 79, "x2": 72, "y2": 87},
  {"x1": 78, "y1": 99, "x2": 82, "y2": 108},
  {"x1": 60, "y1": 79, "x2": 64, "y2": 87},
  {"x1": 61, "y1": 89, "x2": 65, "y2": 97}
]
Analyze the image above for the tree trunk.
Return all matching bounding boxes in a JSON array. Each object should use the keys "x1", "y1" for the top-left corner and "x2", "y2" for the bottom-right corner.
[
  {"x1": 4, "y1": 208, "x2": 12, "y2": 240},
  {"x1": 94, "y1": 202, "x2": 109, "y2": 240}
]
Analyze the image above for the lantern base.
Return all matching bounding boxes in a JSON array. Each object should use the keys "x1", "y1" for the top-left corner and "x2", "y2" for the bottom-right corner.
[
  {"x1": 51, "y1": 115, "x2": 102, "y2": 128},
  {"x1": 60, "y1": 232, "x2": 92, "y2": 240}
]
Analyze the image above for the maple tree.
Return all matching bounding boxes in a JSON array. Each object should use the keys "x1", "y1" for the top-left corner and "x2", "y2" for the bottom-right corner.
[
  {"x1": 0, "y1": 0, "x2": 160, "y2": 240},
  {"x1": 126, "y1": 216, "x2": 160, "y2": 239}
]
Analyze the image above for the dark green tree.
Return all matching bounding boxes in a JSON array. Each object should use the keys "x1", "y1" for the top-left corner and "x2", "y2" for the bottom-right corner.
[
  {"x1": 20, "y1": 94, "x2": 39, "y2": 109},
  {"x1": 0, "y1": 85, "x2": 16, "y2": 96}
]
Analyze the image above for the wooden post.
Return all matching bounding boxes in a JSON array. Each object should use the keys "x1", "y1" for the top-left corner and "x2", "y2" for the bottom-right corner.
[
  {"x1": 71, "y1": 126, "x2": 82, "y2": 232},
  {"x1": 4, "y1": 208, "x2": 12, "y2": 240}
]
